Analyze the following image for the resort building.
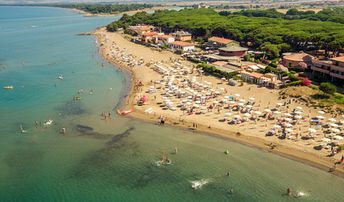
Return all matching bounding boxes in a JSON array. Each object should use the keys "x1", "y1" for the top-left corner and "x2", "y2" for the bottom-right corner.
[
  {"x1": 311, "y1": 56, "x2": 344, "y2": 81},
  {"x1": 168, "y1": 41, "x2": 195, "y2": 52},
  {"x1": 282, "y1": 52, "x2": 314, "y2": 69},
  {"x1": 141, "y1": 32, "x2": 158, "y2": 43},
  {"x1": 128, "y1": 25, "x2": 155, "y2": 36},
  {"x1": 219, "y1": 46, "x2": 248, "y2": 57},
  {"x1": 173, "y1": 31, "x2": 192, "y2": 42},
  {"x1": 154, "y1": 34, "x2": 175, "y2": 45},
  {"x1": 240, "y1": 71, "x2": 280, "y2": 89},
  {"x1": 207, "y1": 36, "x2": 233, "y2": 49},
  {"x1": 211, "y1": 61, "x2": 241, "y2": 73}
]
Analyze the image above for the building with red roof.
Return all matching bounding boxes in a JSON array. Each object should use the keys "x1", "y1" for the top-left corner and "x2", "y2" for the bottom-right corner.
[
  {"x1": 207, "y1": 36, "x2": 233, "y2": 49},
  {"x1": 282, "y1": 52, "x2": 314, "y2": 69}
]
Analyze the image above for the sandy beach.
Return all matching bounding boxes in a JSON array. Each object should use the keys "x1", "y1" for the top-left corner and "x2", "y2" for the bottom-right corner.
[
  {"x1": 94, "y1": 28, "x2": 344, "y2": 177},
  {"x1": 71, "y1": 6, "x2": 173, "y2": 17}
]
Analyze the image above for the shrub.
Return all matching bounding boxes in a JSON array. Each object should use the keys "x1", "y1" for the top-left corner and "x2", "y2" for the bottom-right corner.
[{"x1": 319, "y1": 82, "x2": 337, "y2": 95}]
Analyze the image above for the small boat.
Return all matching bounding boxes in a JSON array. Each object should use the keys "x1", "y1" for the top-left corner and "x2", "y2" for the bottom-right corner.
[
  {"x1": 117, "y1": 109, "x2": 133, "y2": 116},
  {"x1": 224, "y1": 149, "x2": 229, "y2": 154},
  {"x1": 74, "y1": 96, "x2": 81, "y2": 101},
  {"x1": 58, "y1": 75, "x2": 64, "y2": 80},
  {"x1": 3, "y1": 86, "x2": 14, "y2": 90},
  {"x1": 43, "y1": 119, "x2": 53, "y2": 126}
]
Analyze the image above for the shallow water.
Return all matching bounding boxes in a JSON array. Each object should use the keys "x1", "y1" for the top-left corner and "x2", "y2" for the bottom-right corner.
[{"x1": 0, "y1": 6, "x2": 344, "y2": 202}]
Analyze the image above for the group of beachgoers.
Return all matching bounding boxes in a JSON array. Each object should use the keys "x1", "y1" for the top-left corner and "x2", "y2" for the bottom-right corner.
[
  {"x1": 135, "y1": 58, "x2": 344, "y2": 161},
  {"x1": 105, "y1": 38, "x2": 145, "y2": 68}
]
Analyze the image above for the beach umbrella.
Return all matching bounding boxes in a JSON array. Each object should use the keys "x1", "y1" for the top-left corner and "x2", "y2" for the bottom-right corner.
[
  {"x1": 249, "y1": 97, "x2": 255, "y2": 101},
  {"x1": 321, "y1": 137, "x2": 331, "y2": 142},
  {"x1": 295, "y1": 115, "x2": 302, "y2": 119},
  {"x1": 193, "y1": 104, "x2": 199, "y2": 108},
  {"x1": 234, "y1": 115, "x2": 241, "y2": 119},
  {"x1": 213, "y1": 101, "x2": 219, "y2": 104},
  {"x1": 243, "y1": 113, "x2": 251, "y2": 117},
  {"x1": 254, "y1": 111, "x2": 262, "y2": 115},
  {"x1": 225, "y1": 113, "x2": 232, "y2": 117},
  {"x1": 273, "y1": 125, "x2": 281, "y2": 129},
  {"x1": 285, "y1": 123, "x2": 293, "y2": 128},
  {"x1": 308, "y1": 128, "x2": 317, "y2": 133},
  {"x1": 296, "y1": 106, "x2": 303, "y2": 110},
  {"x1": 284, "y1": 113, "x2": 292, "y2": 117},
  {"x1": 316, "y1": 116, "x2": 325, "y2": 119},
  {"x1": 284, "y1": 118, "x2": 292, "y2": 122},
  {"x1": 276, "y1": 102, "x2": 283, "y2": 106},
  {"x1": 318, "y1": 111, "x2": 325, "y2": 114},
  {"x1": 273, "y1": 111, "x2": 281, "y2": 114},
  {"x1": 246, "y1": 105, "x2": 253, "y2": 108},
  {"x1": 229, "y1": 101, "x2": 236, "y2": 104},
  {"x1": 294, "y1": 111, "x2": 302, "y2": 114},
  {"x1": 265, "y1": 109, "x2": 272, "y2": 113},
  {"x1": 331, "y1": 128, "x2": 340, "y2": 133},
  {"x1": 334, "y1": 135, "x2": 343, "y2": 140},
  {"x1": 329, "y1": 123, "x2": 339, "y2": 128},
  {"x1": 234, "y1": 94, "x2": 240, "y2": 97},
  {"x1": 237, "y1": 103, "x2": 244, "y2": 106},
  {"x1": 221, "y1": 77, "x2": 226, "y2": 81},
  {"x1": 195, "y1": 100, "x2": 201, "y2": 104},
  {"x1": 285, "y1": 128, "x2": 293, "y2": 133},
  {"x1": 328, "y1": 118, "x2": 337, "y2": 122},
  {"x1": 239, "y1": 99, "x2": 246, "y2": 103}
]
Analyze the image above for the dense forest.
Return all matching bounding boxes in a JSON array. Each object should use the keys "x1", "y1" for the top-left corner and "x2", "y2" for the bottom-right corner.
[
  {"x1": 220, "y1": 7, "x2": 344, "y2": 24},
  {"x1": 57, "y1": 3, "x2": 153, "y2": 14},
  {"x1": 107, "y1": 8, "x2": 344, "y2": 58}
]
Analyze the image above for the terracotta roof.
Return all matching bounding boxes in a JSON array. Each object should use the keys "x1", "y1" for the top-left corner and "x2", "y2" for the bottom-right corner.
[
  {"x1": 241, "y1": 71, "x2": 263, "y2": 78},
  {"x1": 208, "y1": 36, "x2": 232, "y2": 44},
  {"x1": 283, "y1": 52, "x2": 313, "y2": 62},
  {"x1": 155, "y1": 34, "x2": 174, "y2": 39},
  {"x1": 212, "y1": 61, "x2": 227, "y2": 66},
  {"x1": 331, "y1": 56, "x2": 344, "y2": 63},
  {"x1": 170, "y1": 41, "x2": 194, "y2": 47},
  {"x1": 142, "y1": 32, "x2": 158, "y2": 37},
  {"x1": 174, "y1": 31, "x2": 191, "y2": 36},
  {"x1": 219, "y1": 46, "x2": 248, "y2": 52}
]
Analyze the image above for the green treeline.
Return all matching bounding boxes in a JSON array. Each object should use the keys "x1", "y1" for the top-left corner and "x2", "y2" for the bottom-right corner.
[
  {"x1": 58, "y1": 3, "x2": 153, "y2": 14},
  {"x1": 107, "y1": 8, "x2": 344, "y2": 59},
  {"x1": 220, "y1": 7, "x2": 344, "y2": 24}
]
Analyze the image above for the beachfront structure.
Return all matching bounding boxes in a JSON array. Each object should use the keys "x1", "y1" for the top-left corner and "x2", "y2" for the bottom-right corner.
[
  {"x1": 173, "y1": 31, "x2": 192, "y2": 42},
  {"x1": 311, "y1": 56, "x2": 344, "y2": 81},
  {"x1": 282, "y1": 52, "x2": 314, "y2": 69},
  {"x1": 240, "y1": 71, "x2": 280, "y2": 88},
  {"x1": 207, "y1": 36, "x2": 233, "y2": 49},
  {"x1": 219, "y1": 46, "x2": 248, "y2": 57},
  {"x1": 211, "y1": 61, "x2": 241, "y2": 73},
  {"x1": 128, "y1": 25, "x2": 155, "y2": 36},
  {"x1": 168, "y1": 41, "x2": 195, "y2": 52},
  {"x1": 141, "y1": 32, "x2": 158, "y2": 43},
  {"x1": 154, "y1": 34, "x2": 175, "y2": 45}
]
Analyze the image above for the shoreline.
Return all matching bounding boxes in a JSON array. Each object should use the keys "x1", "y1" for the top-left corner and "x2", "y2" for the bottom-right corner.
[
  {"x1": 93, "y1": 28, "x2": 344, "y2": 178},
  {"x1": 70, "y1": 6, "x2": 172, "y2": 17}
]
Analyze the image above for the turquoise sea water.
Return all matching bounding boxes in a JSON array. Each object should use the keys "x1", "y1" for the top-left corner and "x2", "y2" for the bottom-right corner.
[{"x1": 0, "y1": 6, "x2": 344, "y2": 202}]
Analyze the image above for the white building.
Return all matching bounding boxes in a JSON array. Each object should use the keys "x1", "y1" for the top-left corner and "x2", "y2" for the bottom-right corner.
[{"x1": 168, "y1": 41, "x2": 195, "y2": 52}]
